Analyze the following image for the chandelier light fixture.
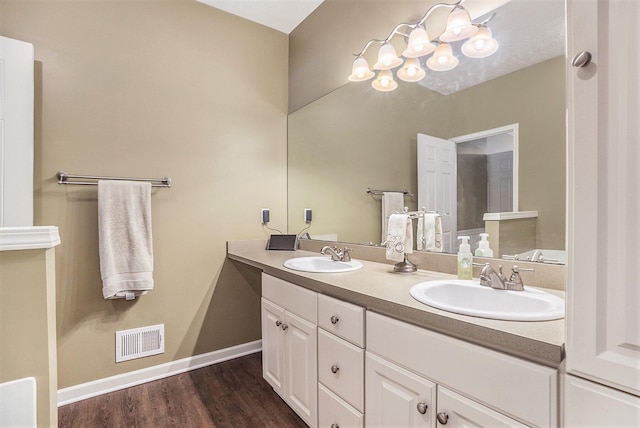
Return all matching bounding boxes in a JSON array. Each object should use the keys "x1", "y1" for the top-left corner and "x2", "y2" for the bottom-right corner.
[{"x1": 348, "y1": 0, "x2": 499, "y2": 92}]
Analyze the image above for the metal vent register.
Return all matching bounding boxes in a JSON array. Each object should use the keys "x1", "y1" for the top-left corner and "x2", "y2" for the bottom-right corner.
[{"x1": 116, "y1": 324, "x2": 164, "y2": 362}]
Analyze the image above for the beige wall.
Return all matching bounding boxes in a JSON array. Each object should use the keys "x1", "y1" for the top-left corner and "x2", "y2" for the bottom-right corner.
[
  {"x1": 0, "y1": 249, "x2": 58, "y2": 427},
  {"x1": 288, "y1": 57, "x2": 566, "y2": 250},
  {"x1": 1, "y1": 0, "x2": 288, "y2": 388},
  {"x1": 288, "y1": 80, "x2": 450, "y2": 244}
]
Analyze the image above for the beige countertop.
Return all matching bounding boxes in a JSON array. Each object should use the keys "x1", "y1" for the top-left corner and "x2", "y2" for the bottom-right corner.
[{"x1": 227, "y1": 240, "x2": 565, "y2": 367}]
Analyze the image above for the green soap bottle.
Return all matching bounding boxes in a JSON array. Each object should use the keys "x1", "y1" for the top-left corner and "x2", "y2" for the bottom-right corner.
[{"x1": 457, "y1": 236, "x2": 473, "y2": 280}]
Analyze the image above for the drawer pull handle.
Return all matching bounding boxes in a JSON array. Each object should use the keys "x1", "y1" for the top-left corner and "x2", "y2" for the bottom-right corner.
[
  {"x1": 330, "y1": 315, "x2": 340, "y2": 324},
  {"x1": 417, "y1": 402, "x2": 428, "y2": 414},
  {"x1": 330, "y1": 364, "x2": 340, "y2": 374},
  {"x1": 275, "y1": 320, "x2": 282, "y2": 327},
  {"x1": 331, "y1": 424, "x2": 339, "y2": 428},
  {"x1": 281, "y1": 323, "x2": 288, "y2": 331},
  {"x1": 436, "y1": 412, "x2": 449, "y2": 424}
]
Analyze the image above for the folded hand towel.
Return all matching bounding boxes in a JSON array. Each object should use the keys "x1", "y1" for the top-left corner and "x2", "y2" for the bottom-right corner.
[
  {"x1": 382, "y1": 192, "x2": 405, "y2": 244},
  {"x1": 418, "y1": 213, "x2": 443, "y2": 252},
  {"x1": 385, "y1": 213, "x2": 413, "y2": 262},
  {"x1": 98, "y1": 180, "x2": 154, "y2": 300}
]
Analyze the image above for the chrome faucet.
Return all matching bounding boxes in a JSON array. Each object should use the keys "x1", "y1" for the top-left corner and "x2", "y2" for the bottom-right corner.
[
  {"x1": 480, "y1": 264, "x2": 508, "y2": 289},
  {"x1": 320, "y1": 246, "x2": 352, "y2": 262},
  {"x1": 479, "y1": 264, "x2": 534, "y2": 291}
]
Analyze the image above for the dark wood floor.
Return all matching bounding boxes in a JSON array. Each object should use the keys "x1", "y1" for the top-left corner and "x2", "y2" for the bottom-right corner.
[{"x1": 58, "y1": 352, "x2": 308, "y2": 428}]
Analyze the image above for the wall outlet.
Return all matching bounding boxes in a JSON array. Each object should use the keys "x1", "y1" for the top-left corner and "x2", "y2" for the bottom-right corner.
[
  {"x1": 261, "y1": 208, "x2": 270, "y2": 224},
  {"x1": 304, "y1": 208, "x2": 312, "y2": 223}
]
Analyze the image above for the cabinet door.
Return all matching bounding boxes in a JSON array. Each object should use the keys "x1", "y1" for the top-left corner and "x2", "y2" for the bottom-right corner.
[
  {"x1": 436, "y1": 387, "x2": 527, "y2": 428},
  {"x1": 261, "y1": 298, "x2": 286, "y2": 395},
  {"x1": 566, "y1": 0, "x2": 640, "y2": 395},
  {"x1": 365, "y1": 352, "x2": 436, "y2": 428},
  {"x1": 285, "y1": 310, "x2": 318, "y2": 428}
]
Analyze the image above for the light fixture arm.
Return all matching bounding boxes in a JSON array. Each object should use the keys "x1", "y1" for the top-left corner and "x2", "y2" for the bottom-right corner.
[
  {"x1": 477, "y1": 12, "x2": 496, "y2": 26},
  {"x1": 353, "y1": 0, "x2": 463, "y2": 57}
]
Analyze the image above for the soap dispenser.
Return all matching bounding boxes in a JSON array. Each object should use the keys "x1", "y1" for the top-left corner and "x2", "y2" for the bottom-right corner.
[
  {"x1": 475, "y1": 233, "x2": 494, "y2": 257},
  {"x1": 457, "y1": 236, "x2": 473, "y2": 280}
]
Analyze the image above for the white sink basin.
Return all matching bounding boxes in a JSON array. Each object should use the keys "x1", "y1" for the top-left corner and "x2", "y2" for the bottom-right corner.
[
  {"x1": 409, "y1": 279, "x2": 565, "y2": 321},
  {"x1": 283, "y1": 256, "x2": 363, "y2": 273}
]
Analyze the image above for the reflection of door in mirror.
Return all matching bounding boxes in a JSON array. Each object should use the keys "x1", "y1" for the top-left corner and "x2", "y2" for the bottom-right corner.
[
  {"x1": 418, "y1": 124, "x2": 518, "y2": 253},
  {"x1": 417, "y1": 134, "x2": 456, "y2": 253}
]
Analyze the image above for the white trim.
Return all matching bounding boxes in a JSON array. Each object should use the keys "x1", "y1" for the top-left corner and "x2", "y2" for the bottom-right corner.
[
  {"x1": 482, "y1": 211, "x2": 538, "y2": 221},
  {"x1": 57, "y1": 339, "x2": 262, "y2": 407},
  {"x1": 450, "y1": 123, "x2": 520, "y2": 212},
  {"x1": 0, "y1": 226, "x2": 61, "y2": 251}
]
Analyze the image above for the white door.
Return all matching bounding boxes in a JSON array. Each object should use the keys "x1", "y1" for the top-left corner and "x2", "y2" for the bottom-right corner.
[
  {"x1": 365, "y1": 352, "x2": 436, "y2": 428},
  {"x1": 566, "y1": 0, "x2": 640, "y2": 397},
  {"x1": 417, "y1": 134, "x2": 457, "y2": 253},
  {"x1": 261, "y1": 298, "x2": 286, "y2": 395},
  {"x1": 436, "y1": 387, "x2": 527, "y2": 428},
  {"x1": 285, "y1": 310, "x2": 317, "y2": 428},
  {"x1": 0, "y1": 37, "x2": 34, "y2": 227}
]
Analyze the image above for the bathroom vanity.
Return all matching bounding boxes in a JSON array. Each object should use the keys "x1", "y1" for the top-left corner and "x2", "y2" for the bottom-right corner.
[{"x1": 227, "y1": 240, "x2": 564, "y2": 428}]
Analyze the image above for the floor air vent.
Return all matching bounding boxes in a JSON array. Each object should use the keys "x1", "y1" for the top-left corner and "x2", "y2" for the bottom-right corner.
[{"x1": 116, "y1": 324, "x2": 164, "y2": 363}]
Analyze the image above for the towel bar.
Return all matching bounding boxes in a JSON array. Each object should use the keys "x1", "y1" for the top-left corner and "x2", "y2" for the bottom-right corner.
[
  {"x1": 57, "y1": 171, "x2": 171, "y2": 188},
  {"x1": 366, "y1": 187, "x2": 414, "y2": 197}
]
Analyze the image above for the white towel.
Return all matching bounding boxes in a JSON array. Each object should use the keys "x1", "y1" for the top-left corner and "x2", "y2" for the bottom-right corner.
[
  {"x1": 381, "y1": 192, "x2": 404, "y2": 244},
  {"x1": 417, "y1": 213, "x2": 443, "y2": 252},
  {"x1": 385, "y1": 213, "x2": 413, "y2": 262},
  {"x1": 98, "y1": 180, "x2": 154, "y2": 300}
]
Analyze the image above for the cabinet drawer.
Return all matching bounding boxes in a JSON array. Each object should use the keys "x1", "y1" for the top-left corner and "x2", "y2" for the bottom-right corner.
[
  {"x1": 366, "y1": 311, "x2": 558, "y2": 428},
  {"x1": 262, "y1": 273, "x2": 317, "y2": 323},
  {"x1": 318, "y1": 294, "x2": 365, "y2": 347},
  {"x1": 318, "y1": 383, "x2": 364, "y2": 428},
  {"x1": 318, "y1": 329, "x2": 364, "y2": 412}
]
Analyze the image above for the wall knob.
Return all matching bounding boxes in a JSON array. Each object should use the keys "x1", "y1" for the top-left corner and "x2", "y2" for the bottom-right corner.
[
  {"x1": 331, "y1": 424, "x2": 339, "y2": 428},
  {"x1": 571, "y1": 51, "x2": 592, "y2": 68},
  {"x1": 275, "y1": 320, "x2": 282, "y2": 327},
  {"x1": 416, "y1": 402, "x2": 428, "y2": 414},
  {"x1": 281, "y1": 323, "x2": 288, "y2": 331},
  {"x1": 330, "y1": 315, "x2": 340, "y2": 324},
  {"x1": 436, "y1": 412, "x2": 449, "y2": 424},
  {"x1": 331, "y1": 364, "x2": 340, "y2": 374}
]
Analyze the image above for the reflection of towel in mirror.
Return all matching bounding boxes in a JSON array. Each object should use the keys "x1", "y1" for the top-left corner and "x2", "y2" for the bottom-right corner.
[
  {"x1": 385, "y1": 214, "x2": 413, "y2": 262},
  {"x1": 417, "y1": 213, "x2": 443, "y2": 252},
  {"x1": 98, "y1": 180, "x2": 154, "y2": 300},
  {"x1": 381, "y1": 192, "x2": 404, "y2": 244}
]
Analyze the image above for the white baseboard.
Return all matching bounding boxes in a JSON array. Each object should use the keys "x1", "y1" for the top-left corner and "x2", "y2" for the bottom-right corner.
[{"x1": 57, "y1": 339, "x2": 262, "y2": 407}]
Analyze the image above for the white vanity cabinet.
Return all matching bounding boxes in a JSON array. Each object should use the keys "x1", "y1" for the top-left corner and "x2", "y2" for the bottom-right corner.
[
  {"x1": 366, "y1": 351, "x2": 528, "y2": 428},
  {"x1": 366, "y1": 351, "x2": 436, "y2": 427},
  {"x1": 261, "y1": 274, "x2": 317, "y2": 428},
  {"x1": 366, "y1": 312, "x2": 558, "y2": 428},
  {"x1": 317, "y1": 294, "x2": 366, "y2": 428}
]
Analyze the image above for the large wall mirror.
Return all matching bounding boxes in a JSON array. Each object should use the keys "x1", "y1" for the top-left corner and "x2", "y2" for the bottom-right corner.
[{"x1": 288, "y1": 0, "x2": 566, "y2": 262}]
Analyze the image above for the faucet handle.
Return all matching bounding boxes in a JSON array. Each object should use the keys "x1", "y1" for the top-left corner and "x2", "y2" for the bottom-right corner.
[
  {"x1": 506, "y1": 265, "x2": 534, "y2": 291},
  {"x1": 342, "y1": 247, "x2": 352, "y2": 262}
]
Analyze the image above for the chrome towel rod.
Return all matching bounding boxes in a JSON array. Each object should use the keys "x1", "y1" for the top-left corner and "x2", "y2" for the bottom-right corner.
[
  {"x1": 57, "y1": 171, "x2": 172, "y2": 188},
  {"x1": 366, "y1": 187, "x2": 414, "y2": 197}
]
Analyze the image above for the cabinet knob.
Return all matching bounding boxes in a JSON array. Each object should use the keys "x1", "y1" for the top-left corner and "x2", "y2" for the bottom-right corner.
[
  {"x1": 275, "y1": 320, "x2": 282, "y2": 327},
  {"x1": 281, "y1": 323, "x2": 288, "y2": 331},
  {"x1": 330, "y1": 364, "x2": 340, "y2": 374},
  {"x1": 331, "y1": 424, "x2": 339, "y2": 428},
  {"x1": 436, "y1": 412, "x2": 449, "y2": 424},
  {"x1": 330, "y1": 315, "x2": 340, "y2": 324},
  {"x1": 571, "y1": 51, "x2": 592, "y2": 68},
  {"x1": 416, "y1": 402, "x2": 428, "y2": 414}
]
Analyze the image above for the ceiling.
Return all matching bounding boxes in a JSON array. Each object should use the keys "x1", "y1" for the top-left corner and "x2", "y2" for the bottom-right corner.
[{"x1": 196, "y1": 0, "x2": 324, "y2": 34}]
